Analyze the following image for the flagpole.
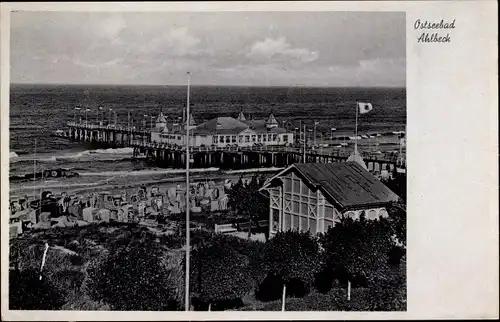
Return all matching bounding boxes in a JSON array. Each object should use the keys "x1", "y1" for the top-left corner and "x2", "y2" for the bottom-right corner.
[
  {"x1": 303, "y1": 124, "x2": 306, "y2": 163},
  {"x1": 185, "y1": 71, "x2": 191, "y2": 312},
  {"x1": 355, "y1": 102, "x2": 359, "y2": 153}
]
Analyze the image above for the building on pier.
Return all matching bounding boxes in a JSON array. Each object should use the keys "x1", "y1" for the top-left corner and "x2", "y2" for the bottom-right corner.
[
  {"x1": 260, "y1": 161, "x2": 400, "y2": 238},
  {"x1": 150, "y1": 112, "x2": 294, "y2": 148}
]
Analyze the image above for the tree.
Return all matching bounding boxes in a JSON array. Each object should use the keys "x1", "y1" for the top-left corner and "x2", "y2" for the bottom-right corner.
[
  {"x1": 320, "y1": 215, "x2": 395, "y2": 289},
  {"x1": 190, "y1": 242, "x2": 253, "y2": 310},
  {"x1": 227, "y1": 174, "x2": 269, "y2": 238},
  {"x1": 86, "y1": 237, "x2": 179, "y2": 311},
  {"x1": 257, "y1": 230, "x2": 321, "y2": 300}
]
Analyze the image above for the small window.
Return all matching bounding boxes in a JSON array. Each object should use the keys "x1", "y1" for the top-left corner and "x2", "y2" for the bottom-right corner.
[
  {"x1": 263, "y1": 135, "x2": 267, "y2": 142},
  {"x1": 177, "y1": 136, "x2": 181, "y2": 140},
  {"x1": 367, "y1": 209, "x2": 378, "y2": 219},
  {"x1": 239, "y1": 135, "x2": 243, "y2": 143},
  {"x1": 225, "y1": 136, "x2": 231, "y2": 143},
  {"x1": 214, "y1": 136, "x2": 219, "y2": 143},
  {"x1": 284, "y1": 135, "x2": 289, "y2": 142},
  {"x1": 232, "y1": 135, "x2": 237, "y2": 143},
  {"x1": 245, "y1": 135, "x2": 250, "y2": 142},
  {"x1": 292, "y1": 201, "x2": 299, "y2": 213},
  {"x1": 257, "y1": 135, "x2": 262, "y2": 142},
  {"x1": 252, "y1": 135, "x2": 257, "y2": 142},
  {"x1": 300, "y1": 216, "x2": 308, "y2": 231},
  {"x1": 293, "y1": 180, "x2": 300, "y2": 193},
  {"x1": 300, "y1": 203, "x2": 308, "y2": 215},
  {"x1": 272, "y1": 134, "x2": 277, "y2": 141}
]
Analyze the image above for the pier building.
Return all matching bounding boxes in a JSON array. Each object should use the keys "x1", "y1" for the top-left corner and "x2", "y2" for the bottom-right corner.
[{"x1": 150, "y1": 111, "x2": 294, "y2": 148}]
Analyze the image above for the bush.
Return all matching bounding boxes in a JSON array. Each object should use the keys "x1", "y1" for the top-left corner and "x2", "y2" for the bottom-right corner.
[
  {"x1": 189, "y1": 234, "x2": 254, "y2": 310},
  {"x1": 86, "y1": 237, "x2": 179, "y2": 311},
  {"x1": 320, "y1": 215, "x2": 395, "y2": 289},
  {"x1": 9, "y1": 268, "x2": 65, "y2": 310},
  {"x1": 257, "y1": 230, "x2": 321, "y2": 301}
]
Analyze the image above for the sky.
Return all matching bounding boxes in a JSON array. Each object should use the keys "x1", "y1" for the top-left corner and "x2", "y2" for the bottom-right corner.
[{"x1": 10, "y1": 11, "x2": 406, "y2": 87}]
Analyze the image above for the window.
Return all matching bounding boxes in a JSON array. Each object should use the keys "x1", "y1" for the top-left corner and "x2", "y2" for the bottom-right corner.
[
  {"x1": 325, "y1": 206, "x2": 334, "y2": 220},
  {"x1": 293, "y1": 180, "x2": 300, "y2": 193},
  {"x1": 310, "y1": 219, "x2": 317, "y2": 234},
  {"x1": 283, "y1": 213, "x2": 291, "y2": 231},
  {"x1": 379, "y1": 209, "x2": 389, "y2": 218},
  {"x1": 232, "y1": 136, "x2": 237, "y2": 143},
  {"x1": 300, "y1": 203, "x2": 308, "y2": 215},
  {"x1": 284, "y1": 135, "x2": 289, "y2": 142},
  {"x1": 252, "y1": 135, "x2": 256, "y2": 142},
  {"x1": 273, "y1": 134, "x2": 277, "y2": 141},
  {"x1": 292, "y1": 215, "x2": 300, "y2": 229},
  {"x1": 268, "y1": 134, "x2": 272, "y2": 141},
  {"x1": 301, "y1": 217, "x2": 308, "y2": 231},
  {"x1": 346, "y1": 211, "x2": 356, "y2": 219},
  {"x1": 177, "y1": 136, "x2": 181, "y2": 140},
  {"x1": 284, "y1": 178, "x2": 292, "y2": 191},
  {"x1": 225, "y1": 136, "x2": 231, "y2": 143},
  {"x1": 214, "y1": 136, "x2": 219, "y2": 143},
  {"x1": 263, "y1": 135, "x2": 267, "y2": 142},
  {"x1": 239, "y1": 135, "x2": 243, "y2": 143},
  {"x1": 292, "y1": 201, "x2": 299, "y2": 213},
  {"x1": 367, "y1": 209, "x2": 378, "y2": 219},
  {"x1": 245, "y1": 135, "x2": 250, "y2": 143}
]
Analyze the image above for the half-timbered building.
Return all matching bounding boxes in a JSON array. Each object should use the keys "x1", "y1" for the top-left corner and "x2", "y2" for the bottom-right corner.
[{"x1": 260, "y1": 161, "x2": 400, "y2": 237}]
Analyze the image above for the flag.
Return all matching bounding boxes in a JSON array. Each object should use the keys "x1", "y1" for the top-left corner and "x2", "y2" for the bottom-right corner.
[{"x1": 358, "y1": 102, "x2": 373, "y2": 114}]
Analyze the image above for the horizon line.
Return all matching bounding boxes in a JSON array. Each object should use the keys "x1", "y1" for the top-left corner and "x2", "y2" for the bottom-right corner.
[{"x1": 10, "y1": 82, "x2": 406, "y2": 89}]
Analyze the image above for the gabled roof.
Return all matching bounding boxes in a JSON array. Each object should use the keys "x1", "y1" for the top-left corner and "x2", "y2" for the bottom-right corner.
[
  {"x1": 261, "y1": 162, "x2": 399, "y2": 211},
  {"x1": 347, "y1": 150, "x2": 367, "y2": 170},
  {"x1": 156, "y1": 112, "x2": 167, "y2": 123},
  {"x1": 192, "y1": 117, "x2": 249, "y2": 135},
  {"x1": 237, "y1": 111, "x2": 246, "y2": 121},
  {"x1": 186, "y1": 113, "x2": 197, "y2": 126},
  {"x1": 266, "y1": 113, "x2": 279, "y2": 125}
]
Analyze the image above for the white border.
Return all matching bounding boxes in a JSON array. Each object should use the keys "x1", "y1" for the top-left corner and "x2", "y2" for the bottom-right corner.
[{"x1": 1, "y1": 1, "x2": 498, "y2": 320}]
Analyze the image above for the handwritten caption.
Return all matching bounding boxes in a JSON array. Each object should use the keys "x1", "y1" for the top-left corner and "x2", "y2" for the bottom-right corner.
[{"x1": 414, "y1": 19, "x2": 456, "y2": 43}]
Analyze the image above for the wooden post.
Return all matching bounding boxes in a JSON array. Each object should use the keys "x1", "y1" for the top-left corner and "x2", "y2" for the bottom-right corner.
[
  {"x1": 347, "y1": 280, "x2": 351, "y2": 301},
  {"x1": 282, "y1": 284, "x2": 286, "y2": 311}
]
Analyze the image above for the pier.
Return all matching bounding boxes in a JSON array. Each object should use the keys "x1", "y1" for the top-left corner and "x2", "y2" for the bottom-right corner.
[
  {"x1": 64, "y1": 122, "x2": 151, "y2": 148},
  {"x1": 61, "y1": 122, "x2": 406, "y2": 172}
]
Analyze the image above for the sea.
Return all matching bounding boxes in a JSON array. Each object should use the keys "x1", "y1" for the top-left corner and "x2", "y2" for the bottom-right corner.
[{"x1": 9, "y1": 84, "x2": 406, "y2": 180}]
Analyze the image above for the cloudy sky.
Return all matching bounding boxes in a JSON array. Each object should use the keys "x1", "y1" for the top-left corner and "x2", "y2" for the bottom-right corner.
[{"x1": 11, "y1": 11, "x2": 405, "y2": 87}]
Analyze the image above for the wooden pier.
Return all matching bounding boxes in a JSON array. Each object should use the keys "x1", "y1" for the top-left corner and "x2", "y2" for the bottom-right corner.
[{"x1": 62, "y1": 122, "x2": 405, "y2": 172}]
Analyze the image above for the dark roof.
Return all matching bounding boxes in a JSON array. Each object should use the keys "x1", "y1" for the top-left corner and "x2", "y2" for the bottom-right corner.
[
  {"x1": 266, "y1": 162, "x2": 399, "y2": 211},
  {"x1": 192, "y1": 117, "x2": 248, "y2": 135},
  {"x1": 244, "y1": 120, "x2": 287, "y2": 134}
]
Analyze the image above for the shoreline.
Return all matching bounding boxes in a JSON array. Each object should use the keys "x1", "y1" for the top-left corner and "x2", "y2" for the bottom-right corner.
[{"x1": 9, "y1": 167, "x2": 284, "y2": 200}]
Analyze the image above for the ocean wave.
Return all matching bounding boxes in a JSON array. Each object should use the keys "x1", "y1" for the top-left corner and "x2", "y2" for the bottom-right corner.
[
  {"x1": 79, "y1": 168, "x2": 220, "y2": 177},
  {"x1": 89, "y1": 147, "x2": 134, "y2": 155},
  {"x1": 9, "y1": 147, "x2": 135, "y2": 164}
]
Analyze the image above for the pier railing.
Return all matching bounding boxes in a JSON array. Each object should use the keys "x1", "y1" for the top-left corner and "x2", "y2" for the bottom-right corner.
[
  {"x1": 130, "y1": 140, "x2": 403, "y2": 164},
  {"x1": 67, "y1": 122, "x2": 150, "y2": 135}
]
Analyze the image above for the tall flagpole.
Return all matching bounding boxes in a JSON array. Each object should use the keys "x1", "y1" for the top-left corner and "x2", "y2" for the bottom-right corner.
[
  {"x1": 185, "y1": 71, "x2": 191, "y2": 312},
  {"x1": 303, "y1": 124, "x2": 306, "y2": 163},
  {"x1": 355, "y1": 102, "x2": 359, "y2": 153}
]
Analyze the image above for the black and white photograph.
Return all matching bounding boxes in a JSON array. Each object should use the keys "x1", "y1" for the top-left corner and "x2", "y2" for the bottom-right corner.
[{"x1": 5, "y1": 9, "x2": 409, "y2": 313}]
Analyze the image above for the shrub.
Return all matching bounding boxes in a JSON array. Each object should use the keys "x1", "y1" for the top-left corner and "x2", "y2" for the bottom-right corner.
[
  {"x1": 320, "y1": 215, "x2": 395, "y2": 288},
  {"x1": 189, "y1": 234, "x2": 254, "y2": 310},
  {"x1": 9, "y1": 268, "x2": 65, "y2": 310},
  {"x1": 257, "y1": 230, "x2": 321, "y2": 301},
  {"x1": 85, "y1": 237, "x2": 179, "y2": 311}
]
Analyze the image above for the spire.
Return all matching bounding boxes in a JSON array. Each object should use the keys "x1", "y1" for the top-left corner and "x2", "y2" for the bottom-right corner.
[
  {"x1": 347, "y1": 149, "x2": 368, "y2": 170},
  {"x1": 187, "y1": 113, "x2": 196, "y2": 126},
  {"x1": 156, "y1": 112, "x2": 167, "y2": 124},
  {"x1": 266, "y1": 113, "x2": 279, "y2": 129},
  {"x1": 237, "y1": 111, "x2": 246, "y2": 121}
]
